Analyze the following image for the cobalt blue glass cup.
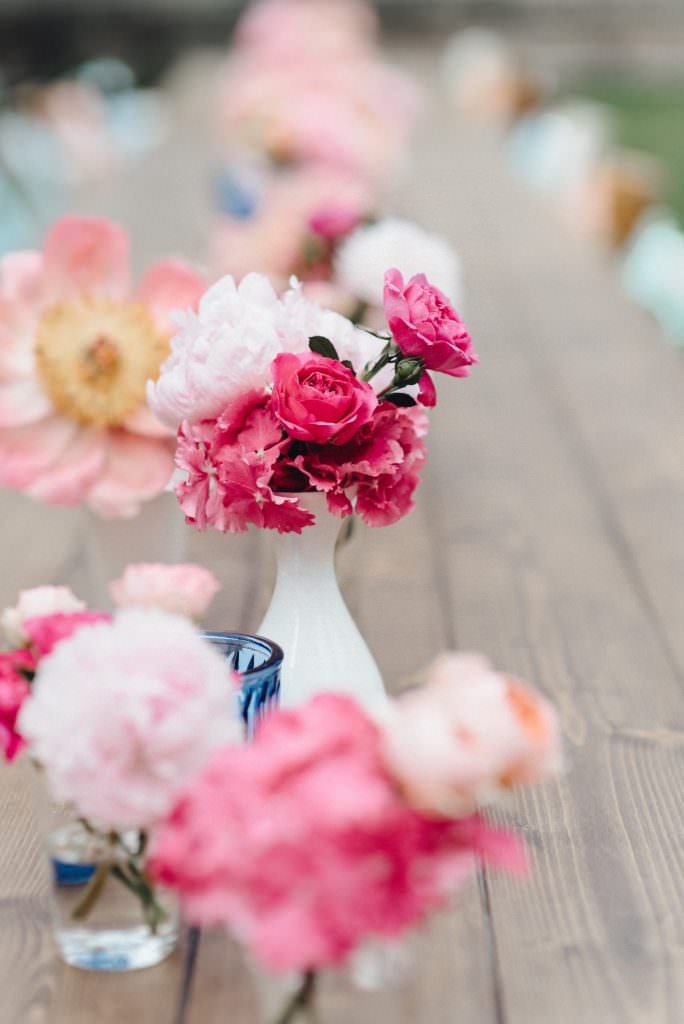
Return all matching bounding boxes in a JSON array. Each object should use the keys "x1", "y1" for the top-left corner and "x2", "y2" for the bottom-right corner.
[{"x1": 203, "y1": 632, "x2": 283, "y2": 738}]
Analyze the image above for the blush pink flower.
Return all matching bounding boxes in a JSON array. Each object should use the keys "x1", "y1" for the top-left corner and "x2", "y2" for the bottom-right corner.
[
  {"x1": 23, "y1": 612, "x2": 111, "y2": 658},
  {"x1": 0, "y1": 216, "x2": 206, "y2": 517},
  {"x1": 110, "y1": 563, "x2": 221, "y2": 621},
  {"x1": 271, "y1": 352, "x2": 377, "y2": 445},
  {"x1": 384, "y1": 269, "x2": 477, "y2": 405},
  {"x1": 1, "y1": 585, "x2": 85, "y2": 645},
  {"x1": 150, "y1": 694, "x2": 523, "y2": 972},
  {"x1": 0, "y1": 649, "x2": 36, "y2": 762},
  {"x1": 381, "y1": 653, "x2": 563, "y2": 818},
  {"x1": 309, "y1": 204, "x2": 362, "y2": 241},
  {"x1": 19, "y1": 609, "x2": 240, "y2": 829}
]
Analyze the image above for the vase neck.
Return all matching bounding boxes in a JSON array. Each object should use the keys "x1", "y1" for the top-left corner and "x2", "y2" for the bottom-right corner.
[{"x1": 271, "y1": 495, "x2": 341, "y2": 578}]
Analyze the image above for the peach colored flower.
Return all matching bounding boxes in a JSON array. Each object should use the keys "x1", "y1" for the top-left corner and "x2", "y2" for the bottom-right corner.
[
  {"x1": 0, "y1": 216, "x2": 207, "y2": 517},
  {"x1": 380, "y1": 653, "x2": 562, "y2": 817},
  {"x1": 110, "y1": 563, "x2": 221, "y2": 620},
  {"x1": 1, "y1": 585, "x2": 85, "y2": 646}
]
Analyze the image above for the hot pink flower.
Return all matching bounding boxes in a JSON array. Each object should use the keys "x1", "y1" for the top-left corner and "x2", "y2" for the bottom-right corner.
[
  {"x1": 271, "y1": 352, "x2": 377, "y2": 445},
  {"x1": 0, "y1": 649, "x2": 35, "y2": 762},
  {"x1": 381, "y1": 653, "x2": 563, "y2": 818},
  {"x1": 309, "y1": 204, "x2": 362, "y2": 241},
  {"x1": 19, "y1": 609, "x2": 240, "y2": 829},
  {"x1": 0, "y1": 216, "x2": 206, "y2": 517},
  {"x1": 1, "y1": 585, "x2": 85, "y2": 645},
  {"x1": 110, "y1": 563, "x2": 221, "y2": 620},
  {"x1": 175, "y1": 399, "x2": 314, "y2": 535},
  {"x1": 292, "y1": 402, "x2": 428, "y2": 526},
  {"x1": 150, "y1": 694, "x2": 523, "y2": 972},
  {"x1": 384, "y1": 269, "x2": 477, "y2": 404},
  {"x1": 23, "y1": 612, "x2": 112, "y2": 658}
]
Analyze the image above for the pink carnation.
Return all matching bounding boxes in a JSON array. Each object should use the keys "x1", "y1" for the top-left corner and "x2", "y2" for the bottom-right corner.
[
  {"x1": 1, "y1": 585, "x2": 85, "y2": 645},
  {"x1": 19, "y1": 609, "x2": 240, "y2": 829},
  {"x1": 23, "y1": 612, "x2": 111, "y2": 658},
  {"x1": 381, "y1": 653, "x2": 563, "y2": 818},
  {"x1": 384, "y1": 269, "x2": 477, "y2": 405},
  {"x1": 150, "y1": 694, "x2": 523, "y2": 972},
  {"x1": 0, "y1": 649, "x2": 36, "y2": 762},
  {"x1": 293, "y1": 402, "x2": 428, "y2": 526},
  {"x1": 110, "y1": 563, "x2": 221, "y2": 620}
]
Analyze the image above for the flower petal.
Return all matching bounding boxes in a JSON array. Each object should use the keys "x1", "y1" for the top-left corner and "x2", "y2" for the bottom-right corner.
[
  {"x1": 86, "y1": 432, "x2": 175, "y2": 518},
  {"x1": 42, "y1": 216, "x2": 131, "y2": 302},
  {"x1": 122, "y1": 405, "x2": 173, "y2": 439},
  {"x1": 0, "y1": 416, "x2": 78, "y2": 489},
  {"x1": 0, "y1": 379, "x2": 52, "y2": 427},
  {"x1": 0, "y1": 252, "x2": 44, "y2": 380},
  {"x1": 136, "y1": 260, "x2": 208, "y2": 334},
  {"x1": 25, "y1": 426, "x2": 108, "y2": 505}
]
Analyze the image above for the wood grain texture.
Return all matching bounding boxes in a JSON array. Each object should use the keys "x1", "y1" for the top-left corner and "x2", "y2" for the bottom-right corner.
[{"x1": 2, "y1": 42, "x2": 684, "y2": 1024}]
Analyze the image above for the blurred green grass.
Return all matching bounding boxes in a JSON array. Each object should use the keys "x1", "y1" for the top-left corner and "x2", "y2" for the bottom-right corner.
[{"x1": 571, "y1": 79, "x2": 684, "y2": 223}]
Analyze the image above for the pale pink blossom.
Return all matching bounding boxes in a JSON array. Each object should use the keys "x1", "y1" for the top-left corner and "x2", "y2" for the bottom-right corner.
[
  {"x1": 381, "y1": 653, "x2": 562, "y2": 817},
  {"x1": 19, "y1": 608, "x2": 240, "y2": 829},
  {"x1": 0, "y1": 217, "x2": 207, "y2": 517},
  {"x1": 1, "y1": 585, "x2": 85, "y2": 646},
  {"x1": 150, "y1": 694, "x2": 523, "y2": 972},
  {"x1": 110, "y1": 563, "x2": 221, "y2": 620}
]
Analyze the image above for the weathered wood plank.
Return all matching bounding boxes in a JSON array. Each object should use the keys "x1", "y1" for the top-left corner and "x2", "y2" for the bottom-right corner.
[{"x1": 417, "y1": 108, "x2": 684, "y2": 1022}]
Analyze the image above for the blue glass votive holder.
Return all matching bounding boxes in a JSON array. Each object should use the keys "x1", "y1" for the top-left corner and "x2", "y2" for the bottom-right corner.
[{"x1": 203, "y1": 632, "x2": 283, "y2": 739}]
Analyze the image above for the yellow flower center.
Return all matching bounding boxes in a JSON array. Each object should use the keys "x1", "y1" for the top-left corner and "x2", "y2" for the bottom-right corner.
[{"x1": 35, "y1": 296, "x2": 168, "y2": 427}]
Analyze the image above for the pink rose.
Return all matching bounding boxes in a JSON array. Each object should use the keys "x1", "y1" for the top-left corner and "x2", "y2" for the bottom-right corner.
[
  {"x1": 383, "y1": 269, "x2": 477, "y2": 397},
  {"x1": 110, "y1": 563, "x2": 221, "y2": 621},
  {"x1": 271, "y1": 352, "x2": 377, "y2": 445},
  {"x1": 0, "y1": 649, "x2": 36, "y2": 761}
]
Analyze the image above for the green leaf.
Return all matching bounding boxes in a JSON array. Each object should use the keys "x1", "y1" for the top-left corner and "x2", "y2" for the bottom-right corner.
[
  {"x1": 341, "y1": 360, "x2": 355, "y2": 372},
  {"x1": 383, "y1": 393, "x2": 417, "y2": 408},
  {"x1": 309, "y1": 336, "x2": 339, "y2": 360}
]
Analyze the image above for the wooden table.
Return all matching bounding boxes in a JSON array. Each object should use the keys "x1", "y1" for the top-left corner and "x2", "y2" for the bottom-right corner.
[{"x1": 2, "y1": 47, "x2": 684, "y2": 1023}]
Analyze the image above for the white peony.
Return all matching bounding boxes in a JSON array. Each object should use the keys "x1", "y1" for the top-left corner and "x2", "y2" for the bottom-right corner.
[
  {"x1": 19, "y1": 608, "x2": 241, "y2": 829},
  {"x1": 1, "y1": 586, "x2": 85, "y2": 646},
  {"x1": 335, "y1": 217, "x2": 464, "y2": 309}
]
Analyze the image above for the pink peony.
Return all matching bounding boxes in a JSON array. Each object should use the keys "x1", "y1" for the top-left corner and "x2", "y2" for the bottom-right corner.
[
  {"x1": 150, "y1": 694, "x2": 523, "y2": 972},
  {"x1": 271, "y1": 352, "x2": 378, "y2": 445},
  {"x1": 19, "y1": 608, "x2": 240, "y2": 829},
  {"x1": 23, "y1": 612, "x2": 111, "y2": 658},
  {"x1": 0, "y1": 649, "x2": 36, "y2": 761},
  {"x1": 381, "y1": 653, "x2": 562, "y2": 818},
  {"x1": 1, "y1": 585, "x2": 85, "y2": 645},
  {"x1": 383, "y1": 269, "x2": 477, "y2": 403},
  {"x1": 110, "y1": 563, "x2": 221, "y2": 620},
  {"x1": 0, "y1": 217, "x2": 207, "y2": 517}
]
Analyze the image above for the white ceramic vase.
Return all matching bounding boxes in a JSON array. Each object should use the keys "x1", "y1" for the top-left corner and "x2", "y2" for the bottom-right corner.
[
  {"x1": 81, "y1": 493, "x2": 187, "y2": 609},
  {"x1": 257, "y1": 493, "x2": 386, "y2": 711}
]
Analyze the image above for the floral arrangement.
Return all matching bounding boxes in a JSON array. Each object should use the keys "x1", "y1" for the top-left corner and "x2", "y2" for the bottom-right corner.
[
  {"x1": 0, "y1": 567, "x2": 220, "y2": 762},
  {"x1": 148, "y1": 267, "x2": 476, "y2": 535},
  {"x1": 0, "y1": 215, "x2": 206, "y2": 517},
  {"x1": 150, "y1": 654, "x2": 561, "y2": 1017}
]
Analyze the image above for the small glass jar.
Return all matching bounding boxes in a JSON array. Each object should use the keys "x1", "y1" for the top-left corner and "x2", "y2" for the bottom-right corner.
[
  {"x1": 45, "y1": 803, "x2": 178, "y2": 971},
  {"x1": 203, "y1": 632, "x2": 283, "y2": 738}
]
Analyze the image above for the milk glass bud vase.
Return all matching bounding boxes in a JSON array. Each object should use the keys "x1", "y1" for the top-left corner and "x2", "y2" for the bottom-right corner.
[{"x1": 258, "y1": 493, "x2": 386, "y2": 710}]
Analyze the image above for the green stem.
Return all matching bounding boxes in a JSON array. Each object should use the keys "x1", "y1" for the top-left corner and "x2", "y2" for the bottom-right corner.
[
  {"x1": 272, "y1": 971, "x2": 317, "y2": 1024},
  {"x1": 362, "y1": 345, "x2": 393, "y2": 383},
  {"x1": 70, "y1": 862, "x2": 112, "y2": 921}
]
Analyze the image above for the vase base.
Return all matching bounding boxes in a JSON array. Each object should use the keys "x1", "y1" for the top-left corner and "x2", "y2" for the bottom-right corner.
[{"x1": 55, "y1": 925, "x2": 177, "y2": 972}]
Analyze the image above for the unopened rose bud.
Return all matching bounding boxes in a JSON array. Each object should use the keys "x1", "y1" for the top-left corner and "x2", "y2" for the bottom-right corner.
[{"x1": 394, "y1": 357, "x2": 424, "y2": 387}]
